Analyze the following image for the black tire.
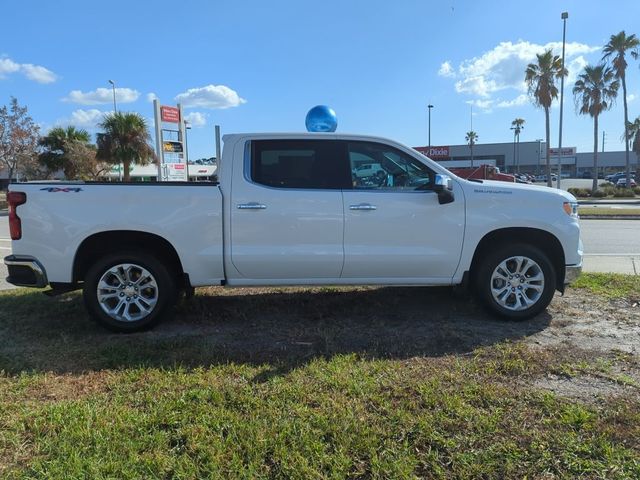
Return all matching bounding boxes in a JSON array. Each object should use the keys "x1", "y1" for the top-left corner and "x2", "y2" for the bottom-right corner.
[
  {"x1": 83, "y1": 250, "x2": 177, "y2": 332},
  {"x1": 475, "y1": 243, "x2": 556, "y2": 320}
]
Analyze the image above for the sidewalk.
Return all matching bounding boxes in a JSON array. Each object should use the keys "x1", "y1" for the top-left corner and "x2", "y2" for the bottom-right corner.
[{"x1": 582, "y1": 255, "x2": 639, "y2": 275}]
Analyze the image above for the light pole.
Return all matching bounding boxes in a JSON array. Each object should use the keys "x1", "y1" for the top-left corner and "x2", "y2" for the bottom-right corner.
[
  {"x1": 184, "y1": 120, "x2": 191, "y2": 181},
  {"x1": 510, "y1": 126, "x2": 517, "y2": 173},
  {"x1": 536, "y1": 139, "x2": 543, "y2": 176},
  {"x1": 427, "y1": 104, "x2": 434, "y2": 152},
  {"x1": 108, "y1": 79, "x2": 117, "y2": 113},
  {"x1": 557, "y1": 11, "x2": 568, "y2": 189},
  {"x1": 107, "y1": 80, "x2": 121, "y2": 180}
]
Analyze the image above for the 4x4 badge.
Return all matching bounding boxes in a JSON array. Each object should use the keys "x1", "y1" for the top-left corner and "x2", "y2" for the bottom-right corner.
[{"x1": 40, "y1": 187, "x2": 83, "y2": 192}]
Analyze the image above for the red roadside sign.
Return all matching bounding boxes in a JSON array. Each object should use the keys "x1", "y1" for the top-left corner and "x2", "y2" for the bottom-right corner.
[{"x1": 160, "y1": 106, "x2": 180, "y2": 123}]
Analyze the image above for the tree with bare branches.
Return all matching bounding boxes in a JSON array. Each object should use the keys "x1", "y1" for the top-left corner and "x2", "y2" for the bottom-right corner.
[{"x1": 0, "y1": 97, "x2": 41, "y2": 185}]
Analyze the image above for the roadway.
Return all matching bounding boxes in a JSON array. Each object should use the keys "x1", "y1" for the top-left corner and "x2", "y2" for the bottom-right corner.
[{"x1": 0, "y1": 215, "x2": 638, "y2": 290}]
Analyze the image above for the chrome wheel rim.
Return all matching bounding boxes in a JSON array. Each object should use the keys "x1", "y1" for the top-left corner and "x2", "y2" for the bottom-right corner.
[
  {"x1": 97, "y1": 263, "x2": 159, "y2": 322},
  {"x1": 490, "y1": 256, "x2": 544, "y2": 311}
]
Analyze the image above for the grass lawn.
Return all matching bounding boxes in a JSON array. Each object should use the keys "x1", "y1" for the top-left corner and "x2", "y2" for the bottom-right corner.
[
  {"x1": 572, "y1": 273, "x2": 640, "y2": 300},
  {"x1": 0, "y1": 278, "x2": 639, "y2": 479},
  {"x1": 579, "y1": 207, "x2": 640, "y2": 216}
]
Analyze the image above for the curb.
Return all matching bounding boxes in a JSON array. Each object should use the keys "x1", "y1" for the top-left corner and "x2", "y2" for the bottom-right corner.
[
  {"x1": 579, "y1": 215, "x2": 640, "y2": 220},
  {"x1": 578, "y1": 200, "x2": 640, "y2": 205}
]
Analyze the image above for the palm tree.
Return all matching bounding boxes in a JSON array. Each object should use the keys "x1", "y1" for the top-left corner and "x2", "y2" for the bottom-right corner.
[
  {"x1": 626, "y1": 116, "x2": 640, "y2": 173},
  {"x1": 525, "y1": 49, "x2": 567, "y2": 187},
  {"x1": 511, "y1": 118, "x2": 525, "y2": 173},
  {"x1": 465, "y1": 130, "x2": 478, "y2": 167},
  {"x1": 572, "y1": 64, "x2": 619, "y2": 192},
  {"x1": 38, "y1": 126, "x2": 92, "y2": 179},
  {"x1": 96, "y1": 112, "x2": 156, "y2": 182},
  {"x1": 602, "y1": 31, "x2": 639, "y2": 186}
]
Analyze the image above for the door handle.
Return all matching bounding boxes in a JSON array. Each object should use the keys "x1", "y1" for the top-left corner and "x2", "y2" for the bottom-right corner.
[
  {"x1": 349, "y1": 203, "x2": 377, "y2": 211},
  {"x1": 237, "y1": 202, "x2": 267, "y2": 210}
]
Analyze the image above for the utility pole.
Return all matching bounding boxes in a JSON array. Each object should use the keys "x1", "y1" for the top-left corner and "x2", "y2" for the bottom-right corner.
[
  {"x1": 427, "y1": 104, "x2": 433, "y2": 152},
  {"x1": 510, "y1": 126, "x2": 517, "y2": 174},
  {"x1": 557, "y1": 11, "x2": 569, "y2": 189},
  {"x1": 602, "y1": 131, "x2": 605, "y2": 153},
  {"x1": 108, "y1": 79, "x2": 121, "y2": 180}
]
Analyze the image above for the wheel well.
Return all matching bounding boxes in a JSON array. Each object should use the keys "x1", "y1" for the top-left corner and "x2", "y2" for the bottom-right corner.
[
  {"x1": 469, "y1": 228, "x2": 566, "y2": 291},
  {"x1": 73, "y1": 231, "x2": 185, "y2": 286}
]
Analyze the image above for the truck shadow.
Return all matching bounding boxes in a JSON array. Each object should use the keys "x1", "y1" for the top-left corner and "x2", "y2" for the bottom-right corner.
[{"x1": 0, "y1": 286, "x2": 551, "y2": 375}]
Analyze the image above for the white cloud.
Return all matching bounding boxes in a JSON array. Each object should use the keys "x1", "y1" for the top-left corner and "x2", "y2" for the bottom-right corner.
[
  {"x1": 174, "y1": 84, "x2": 246, "y2": 109},
  {"x1": 63, "y1": 87, "x2": 140, "y2": 105},
  {"x1": 0, "y1": 56, "x2": 57, "y2": 83},
  {"x1": 438, "y1": 61, "x2": 455, "y2": 78},
  {"x1": 0, "y1": 58, "x2": 20, "y2": 77},
  {"x1": 20, "y1": 64, "x2": 57, "y2": 83},
  {"x1": 566, "y1": 55, "x2": 589, "y2": 84},
  {"x1": 147, "y1": 92, "x2": 158, "y2": 103},
  {"x1": 444, "y1": 40, "x2": 599, "y2": 99},
  {"x1": 628, "y1": 93, "x2": 636, "y2": 103},
  {"x1": 184, "y1": 111, "x2": 207, "y2": 127},
  {"x1": 55, "y1": 109, "x2": 106, "y2": 129},
  {"x1": 496, "y1": 94, "x2": 529, "y2": 108},
  {"x1": 466, "y1": 99, "x2": 494, "y2": 111}
]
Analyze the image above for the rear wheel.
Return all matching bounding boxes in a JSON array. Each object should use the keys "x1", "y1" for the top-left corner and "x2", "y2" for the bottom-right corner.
[
  {"x1": 83, "y1": 251, "x2": 176, "y2": 332},
  {"x1": 475, "y1": 243, "x2": 556, "y2": 320}
]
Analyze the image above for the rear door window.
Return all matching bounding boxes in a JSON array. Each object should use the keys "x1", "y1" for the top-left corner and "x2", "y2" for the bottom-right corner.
[{"x1": 251, "y1": 140, "x2": 350, "y2": 189}]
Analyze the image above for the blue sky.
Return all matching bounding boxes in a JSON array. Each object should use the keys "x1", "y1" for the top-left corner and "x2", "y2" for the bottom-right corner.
[{"x1": 2, "y1": 0, "x2": 640, "y2": 159}]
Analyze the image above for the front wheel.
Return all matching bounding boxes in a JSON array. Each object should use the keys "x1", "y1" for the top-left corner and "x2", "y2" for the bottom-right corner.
[
  {"x1": 83, "y1": 251, "x2": 176, "y2": 332},
  {"x1": 475, "y1": 244, "x2": 556, "y2": 320}
]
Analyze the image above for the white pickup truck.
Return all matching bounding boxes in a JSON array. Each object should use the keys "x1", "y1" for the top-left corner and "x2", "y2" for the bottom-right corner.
[{"x1": 4, "y1": 133, "x2": 582, "y2": 332}]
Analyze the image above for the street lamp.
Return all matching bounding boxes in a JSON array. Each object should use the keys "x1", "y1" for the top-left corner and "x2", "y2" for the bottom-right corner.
[
  {"x1": 536, "y1": 139, "x2": 543, "y2": 176},
  {"x1": 510, "y1": 123, "x2": 524, "y2": 174},
  {"x1": 108, "y1": 80, "x2": 121, "y2": 180},
  {"x1": 108, "y1": 79, "x2": 117, "y2": 113},
  {"x1": 510, "y1": 126, "x2": 517, "y2": 174},
  {"x1": 184, "y1": 120, "x2": 191, "y2": 181},
  {"x1": 427, "y1": 104, "x2": 434, "y2": 152},
  {"x1": 557, "y1": 11, "x2": 568, "y2": 189},
  {"x1": 184, "y1": 120, "x2": 191, "y2": 163}
]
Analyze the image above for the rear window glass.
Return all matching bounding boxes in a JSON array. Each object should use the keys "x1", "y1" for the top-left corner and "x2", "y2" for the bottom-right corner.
[{"x1": 251, "y1": 140, "x2": 350, "y2": 189}]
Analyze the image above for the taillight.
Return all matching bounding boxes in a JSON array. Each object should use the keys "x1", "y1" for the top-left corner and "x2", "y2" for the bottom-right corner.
[{"x1": 7, "y1": 191, "x2": 27, "y2": 240}]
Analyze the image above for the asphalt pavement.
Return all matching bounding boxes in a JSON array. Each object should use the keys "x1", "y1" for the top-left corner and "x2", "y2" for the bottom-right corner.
[
  {"x1": 580, "y1": 219, "x2": 640, "y2": 275},
  {"x1": 0, "y1": 215, "x2": 638, "y2": 291},
  {"x1": 0, "y1": 212, "x2": 11, "y2": 290}
]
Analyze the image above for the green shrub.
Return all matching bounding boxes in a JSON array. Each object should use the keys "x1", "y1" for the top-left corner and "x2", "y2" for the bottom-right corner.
[
  {"x1": 567, "y1": 187, "x2": 591, "y2": 197},
  {"x1": 612, "y1": 188, "x2": 636, "y2": 198},
  {"x1": 633, "y1": 186, "x2": 640, "y2": 195},
  {"x1": 591, "y1": 189, "x2": 607, "y2": 198},
  {"x1": 600, "y1": 185, "x2": 618, "y2": 197}
]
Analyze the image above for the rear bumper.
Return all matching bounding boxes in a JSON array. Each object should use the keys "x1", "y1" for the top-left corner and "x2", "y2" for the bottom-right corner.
[{"x1": 4, "y1": 255, "x2": 48, "y2": 288}]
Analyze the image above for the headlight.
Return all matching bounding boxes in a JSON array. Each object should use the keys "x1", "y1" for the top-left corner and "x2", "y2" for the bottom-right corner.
[{"x1": 563, "y1": 201, "x2": 579, "y2": 218}]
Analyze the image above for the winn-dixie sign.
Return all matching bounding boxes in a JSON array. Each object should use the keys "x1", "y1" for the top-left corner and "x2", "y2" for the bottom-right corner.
[
  {"x1": 549, "y1": 147, "x2": 576, "y2": 157},
  {"x1": 160, "y1": 106, "x2": 180, "y2": 123},
  {"x1": 414, "y1": 146, "x2": 450, "y2": 159}
]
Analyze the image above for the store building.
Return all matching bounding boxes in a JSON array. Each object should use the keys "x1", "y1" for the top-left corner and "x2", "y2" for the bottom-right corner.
[{"x1": 415, "y1": 142, "x2": 638, "y2": 177}]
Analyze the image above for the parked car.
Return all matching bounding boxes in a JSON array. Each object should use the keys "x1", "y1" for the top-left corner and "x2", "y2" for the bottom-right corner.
[
  {"x1": 609, "y1": 173, "x2": 636, "y2": 185},
  {"x1": 535, "y1": 174, "x2": 557, "y2": 182},
  {"x1": 616, "y1": 177, "x2": 637, "y2": 188},
  {"x1": 605, "y1": 172, "x2": 623, "y2": 182},
  {"x1": 4, "y1": 132, "x2": 583, "y2": 332},
  {"x1": 353, "y1": 163, "x2": 386, "y2": 178}
]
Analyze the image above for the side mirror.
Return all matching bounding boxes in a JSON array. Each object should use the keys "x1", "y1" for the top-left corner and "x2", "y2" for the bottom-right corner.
[{"x1": 433, "y1": 174, "x2": 455, "y2": 205}]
